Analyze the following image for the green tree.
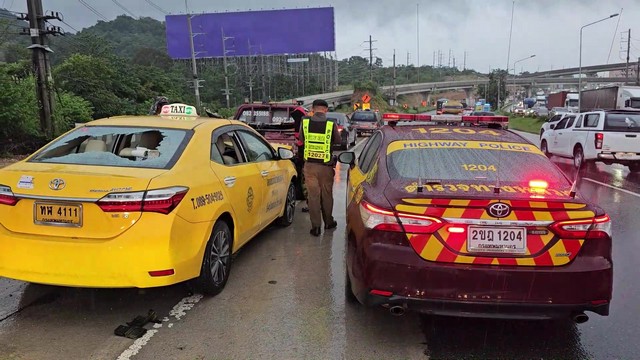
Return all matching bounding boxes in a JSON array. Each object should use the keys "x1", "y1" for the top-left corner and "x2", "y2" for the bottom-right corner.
[
  {"x1": 53, "y1": 91, "x2": 93, "y2": 136},
  {"x1": 476, "y1": 69, "x2": 508, "y2": 110}
]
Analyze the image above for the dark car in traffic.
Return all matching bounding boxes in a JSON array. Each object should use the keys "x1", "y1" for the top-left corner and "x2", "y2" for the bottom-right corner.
[
  {"x1": 339, "y1": 113, "x2": 612, "y2": 322},
  {"x1": 326, "y1": 112, "x2": 357, "y2": 150},
  {"x1": 350, "y1": 110, "x2": 382, "y2": 136}
]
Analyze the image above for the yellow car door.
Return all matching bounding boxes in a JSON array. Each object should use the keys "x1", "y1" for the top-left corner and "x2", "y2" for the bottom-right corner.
[
  {"x1": 211, "y1": 130, "x2": 264, "y2": 246},
  {"x1": 235, "y1": 130, "x2": 288, "y2": 227}
]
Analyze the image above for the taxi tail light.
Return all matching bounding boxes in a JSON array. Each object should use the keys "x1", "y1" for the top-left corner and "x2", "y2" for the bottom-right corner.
[
  {"x1": 360, "y1": 201, "x2": 443, "y2": 234},
  {"x1": 595, "y1": 133, "x2": 604, "y2": 149},
  {"x1": 98, "y1": 186, "x2": 188, "y2": 214},
  {"x1": 337, "y1": 125, "x2": 344, "y2": 132},
  {"x1": 0, "y1": 185, "x2": 18, "y2": 206},
  {"x1": 549, "y1": 214, "x2": 611, "y2": 240}
]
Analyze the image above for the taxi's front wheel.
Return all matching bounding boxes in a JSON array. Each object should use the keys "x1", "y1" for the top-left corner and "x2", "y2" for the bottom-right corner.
[
  {"x1": 195, "y1": 220, "x2": 232, "y2": 296},
  {"x1": 276, "y1": 182, "x2": 296, "y2": 227}
]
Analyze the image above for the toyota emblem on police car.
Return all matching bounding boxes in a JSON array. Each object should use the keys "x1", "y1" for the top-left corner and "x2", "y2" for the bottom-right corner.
[
  {"x1": 487, "y1": 202, "x2": 511, "y2": 218},
  {"x1": 49, "y1": 178, "x2": 65, "y2": 191}
]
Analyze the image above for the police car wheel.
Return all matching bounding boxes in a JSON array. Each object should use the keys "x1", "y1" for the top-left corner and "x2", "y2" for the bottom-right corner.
[
  {"x1": 195, "y1": 220, "x2": 232, "y2": 296},
  {"x1": 276, "y1": 182, "x2": 296, "y2": 227}
]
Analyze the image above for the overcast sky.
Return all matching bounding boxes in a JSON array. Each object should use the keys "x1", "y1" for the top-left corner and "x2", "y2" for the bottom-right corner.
[{"x1": 8, "y1": 0, "x2": 640, "y2": 73}]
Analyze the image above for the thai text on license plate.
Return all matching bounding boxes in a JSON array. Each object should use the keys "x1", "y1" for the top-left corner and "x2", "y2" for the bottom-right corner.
[{"x1": 467, "y1": 226, "x2": 526, "y2": 254}]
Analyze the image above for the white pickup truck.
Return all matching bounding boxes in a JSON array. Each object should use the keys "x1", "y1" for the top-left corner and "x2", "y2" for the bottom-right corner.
[{"x1": 540, "y1": 110, "x2": 640, "y2": 171}]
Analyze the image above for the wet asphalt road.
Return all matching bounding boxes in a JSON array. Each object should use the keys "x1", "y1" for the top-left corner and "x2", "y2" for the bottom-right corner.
[{"x1": 1, "y1": 134, "x2": 639, "y2": 360}]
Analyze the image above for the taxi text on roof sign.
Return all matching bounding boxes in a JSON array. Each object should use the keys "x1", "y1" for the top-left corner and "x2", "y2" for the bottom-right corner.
[{"x1": 160, "y1": 103, "x2": 198, "y2": 117}]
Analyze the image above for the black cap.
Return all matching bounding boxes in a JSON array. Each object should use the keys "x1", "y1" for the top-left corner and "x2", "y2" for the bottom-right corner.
[{"x1": 312, "y1": 99, "x2": 329, "y2": 108}]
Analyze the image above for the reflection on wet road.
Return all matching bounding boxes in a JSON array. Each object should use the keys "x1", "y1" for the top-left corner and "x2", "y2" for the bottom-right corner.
[{"x1": 1, "y1": 134, "x2": 639, "y2": 359}]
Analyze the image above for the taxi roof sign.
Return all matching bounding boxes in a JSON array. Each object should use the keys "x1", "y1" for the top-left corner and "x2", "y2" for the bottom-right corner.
[{"x1": 160, "y1": 103, "x2": 198, "y2": 117}]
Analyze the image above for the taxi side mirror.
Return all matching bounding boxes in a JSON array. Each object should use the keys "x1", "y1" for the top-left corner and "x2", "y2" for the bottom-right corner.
[
  {"x1": 338, "y1": 152, "x2": 355, "y2": 167},
  {"x1": 278, "y1": 147, "x2": 294, "y2": 160}
]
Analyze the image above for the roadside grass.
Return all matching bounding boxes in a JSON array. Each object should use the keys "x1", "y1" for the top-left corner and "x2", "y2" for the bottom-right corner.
[{"x1": 509, "y1": 116, "x2": 545, "y2": 134}]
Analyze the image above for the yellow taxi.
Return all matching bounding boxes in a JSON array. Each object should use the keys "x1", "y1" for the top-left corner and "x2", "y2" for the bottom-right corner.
[{"x1": 0, "y1": 104, "x2": 298, "y2": 295}]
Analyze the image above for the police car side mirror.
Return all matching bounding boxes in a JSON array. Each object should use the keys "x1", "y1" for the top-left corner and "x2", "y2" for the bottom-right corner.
[
  {"x1": 338, "y1": 152, "x2": 355, "y2": 167},
  {"x1": 277, "y1": 147, "x2": 294, "y2": 160}
]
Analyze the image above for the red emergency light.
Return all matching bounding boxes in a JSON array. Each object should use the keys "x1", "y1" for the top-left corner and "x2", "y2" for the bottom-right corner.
[{"x1": 382, "y1": 113, "x2": 509, "y2": 128}]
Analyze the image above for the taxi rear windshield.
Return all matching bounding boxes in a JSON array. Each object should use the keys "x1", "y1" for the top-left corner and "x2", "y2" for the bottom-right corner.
[
  {"x1": 386, "y1": 142, "x2": 570, "y2": 188},
  {"x1": 29, "y1": 126, "x2": 191, "y2": 169},
  {"x1": 351, "y1": 112, "x2": 376, "y2": 122},
  {"x1": 237, "y1": 107, "x2": 296, "y2": 125}
]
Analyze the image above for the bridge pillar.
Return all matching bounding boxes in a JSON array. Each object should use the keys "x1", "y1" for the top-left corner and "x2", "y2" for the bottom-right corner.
[
  {"x1": 425, "y1": 92, "x2": 432, "y2": 106},
  {"x1": 464, "y1": 89, "x2": 473, "y2": 107}
]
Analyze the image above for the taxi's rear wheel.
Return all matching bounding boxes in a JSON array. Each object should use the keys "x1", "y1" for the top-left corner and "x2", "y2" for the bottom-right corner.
[
  {"x1": 196, "y1": 220, "x2": 232, "y2": 296},
  {"x1": 276, "y1": 182, "x2": 296, "y2": 227}
]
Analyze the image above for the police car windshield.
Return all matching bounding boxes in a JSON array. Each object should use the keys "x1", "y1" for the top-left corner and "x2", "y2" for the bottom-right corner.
[
  {"x1": 386, "y1": 141, "x2": 571, "y2": 193},
  {"x1": 351, "y1": 112, "x2": 376, "y2": 122}
]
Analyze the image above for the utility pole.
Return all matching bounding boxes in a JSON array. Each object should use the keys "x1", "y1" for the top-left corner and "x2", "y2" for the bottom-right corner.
[
  {"x1": 626, "y1": 29, "x2": 631, "y2": 80},
  {"x1": 221, "y1": 27, "x2": 234, "y2": 108},
  {"x1": 392, "y1": 49, "x2": 397, "y2": 105},
  {"x1": 185, "y1": 1, "x2": 202, "y2": 110},
  {"x1": 636, "y1": 57, "x2": 640, "y2": 86},
  {"x1": 463, "y1": 51, "x2": 467, "y2": 70},
  {"x1": 448, "y1": 49, "x2": 452, "y2": 67},
  {"x1": 366, "y1": 35, "x2": 377, "y2": 81},
  {"x1": 416, "y1": 3, "x2": 420, "y2": 82},
  {"x1": 24, "y1": 0, "x2": 61, "y2": 138},
  {"x1": 432, "y1": 51, "x2": 436, "y2": 67},
  {"x1": 406, "y1": 52, "x2": 410, "y2": 81}
]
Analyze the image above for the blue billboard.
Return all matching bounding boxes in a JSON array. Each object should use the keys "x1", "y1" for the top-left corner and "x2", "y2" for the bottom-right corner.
[{"x1": 165, "y1": 7, "x2": 336, "y2": 59}]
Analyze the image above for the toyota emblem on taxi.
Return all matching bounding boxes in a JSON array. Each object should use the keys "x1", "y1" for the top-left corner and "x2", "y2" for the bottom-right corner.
[
  {"x1": 487, "y1": 202, "x2": 510, "y2": 218},
  {"x1": 49, "y1": 178, "x2": 66, "y2": 191}
]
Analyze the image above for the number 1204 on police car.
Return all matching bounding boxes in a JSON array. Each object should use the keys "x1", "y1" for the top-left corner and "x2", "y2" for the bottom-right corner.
[{"x1": 467, "y1": 226, "x2": 527, "y2": 254}]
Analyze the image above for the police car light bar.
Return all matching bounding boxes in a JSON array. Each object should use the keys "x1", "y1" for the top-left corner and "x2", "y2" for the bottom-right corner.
[{"x1": 382, "y1": 113, "x2": 509, "y2": 127}]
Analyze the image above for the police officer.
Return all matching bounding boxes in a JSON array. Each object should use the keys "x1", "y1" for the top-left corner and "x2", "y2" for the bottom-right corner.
[{"x1": 298, "y1": 99, "x2": 341, "y2": 236}]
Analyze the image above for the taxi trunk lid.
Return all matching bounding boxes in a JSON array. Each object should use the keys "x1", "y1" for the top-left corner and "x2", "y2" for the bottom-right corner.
[
  {"x1": 0, "y1": 163, "x2": 165, "y2": 239},
  {"x1": 383, "y1": 180, "x2": 604, "y2": 267}
]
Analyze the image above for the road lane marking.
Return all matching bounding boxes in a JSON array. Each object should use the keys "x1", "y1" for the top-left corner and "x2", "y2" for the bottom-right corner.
[
  {"x1": 583, "y1": 178, "x2": 640, "y2": 199},
  {"x1": 116, "y1": 294, "x2": 203, "y2": 360}
]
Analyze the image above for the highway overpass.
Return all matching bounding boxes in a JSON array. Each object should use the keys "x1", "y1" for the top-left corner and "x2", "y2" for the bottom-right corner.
[
  {"x1": 290, "y1": 76, "x2": 634, "y2": 107},
  {"x1": 527, "y1": 61, "x2": 638, "y2": 78}
]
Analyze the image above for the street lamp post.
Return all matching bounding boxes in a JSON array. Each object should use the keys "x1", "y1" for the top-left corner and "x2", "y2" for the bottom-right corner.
[
  {"x1": 578, "y1": 13, "x2": 619, "y2": 111},
  {"x1": 512, "y1": 54, "x2": 536, "y2": 102}
]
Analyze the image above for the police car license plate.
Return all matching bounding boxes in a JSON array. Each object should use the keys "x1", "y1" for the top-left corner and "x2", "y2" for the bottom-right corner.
[{"x1": 467, "y1": 226, "x2": 526, "y2": 254}]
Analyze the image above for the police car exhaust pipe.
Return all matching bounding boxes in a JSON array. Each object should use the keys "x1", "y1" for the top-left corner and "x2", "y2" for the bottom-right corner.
[
  {"x1": 572, "y1": 312, "x2": 589, "y2": 324},
  {"x1": 389, "y1": 305, "x2": 406, "y2": 316}
]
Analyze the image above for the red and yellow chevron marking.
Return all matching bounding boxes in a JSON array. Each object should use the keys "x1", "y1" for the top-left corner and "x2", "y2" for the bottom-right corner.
[
  {"x1": 398, "y1": 198, "x2": 593, "y2": 267},
  {"x1": 407, "y1": 232, "x2": 585, "y2": 267},
  {"x1": 397, "y1": 199, "x2": 594, "y2": 222}
]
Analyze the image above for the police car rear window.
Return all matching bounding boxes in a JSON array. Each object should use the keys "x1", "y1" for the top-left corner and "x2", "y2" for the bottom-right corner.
[
  {"x1": 386, "y1": 140, "x2": 570, "y2": 188},
  {"x1": 29, "y1": 126, "x2": 190, "y2": 169}
]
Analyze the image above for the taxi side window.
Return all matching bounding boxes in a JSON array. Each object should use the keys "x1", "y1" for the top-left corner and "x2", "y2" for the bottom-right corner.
[
  {"x1": 212, "y1": 132, "x2": 243, "y2": 166},
  {"x1": 359, "y1": 133, "x2": 382, "y2": 173},
  {"x1": 236, "y1": 130, "x2": 274, "y2": 163}
]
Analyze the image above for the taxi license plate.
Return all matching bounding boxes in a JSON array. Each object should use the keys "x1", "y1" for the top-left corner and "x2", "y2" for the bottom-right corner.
[
  {"x1": 34, "y1": 202, "x2": 82, "y2": 227},
  {"x1": 467, "y1": 226, "x2": 526, "y2": 254}
]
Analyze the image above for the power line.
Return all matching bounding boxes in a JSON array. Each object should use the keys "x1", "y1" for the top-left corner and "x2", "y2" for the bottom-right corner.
[
  {"x1": 111, "y1": 0, "x2": 138, "y2": 19},
  {"x1": 60, "y1": 19, "x2": 79, "y2": 33},
  {"x1": 78, "y1": 0, "x2": 108, "y2": 21},
  {"x1": 144, "y1": 0, "x2": 169, "y2": 15}
]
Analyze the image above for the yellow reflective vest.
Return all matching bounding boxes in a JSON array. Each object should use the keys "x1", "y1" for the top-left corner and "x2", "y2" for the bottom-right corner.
[{"x1": 302, "y1": 118, "x2": 334, "y2": 163}]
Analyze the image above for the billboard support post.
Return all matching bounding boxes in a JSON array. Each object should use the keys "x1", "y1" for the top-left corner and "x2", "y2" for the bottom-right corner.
[{"x1": 185, "y1": 1, "x2": 202, "y2": 110}]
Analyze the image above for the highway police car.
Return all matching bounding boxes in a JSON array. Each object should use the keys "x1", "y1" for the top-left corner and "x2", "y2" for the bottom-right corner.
[
  {"x1": 339, "y1": 113, "x2": 612, "y2": 322},
  {"x1": 0, "y1": 104, "x2": 298, "y2": 295}
]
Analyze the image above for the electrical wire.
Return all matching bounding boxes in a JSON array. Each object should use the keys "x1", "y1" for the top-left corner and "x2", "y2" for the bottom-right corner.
[
  {"x1": 78, "y1": 0, "x2": 108, "y2": 21},
  {"x1": 111, "y1": 0, "x2": 138, "y2": 19},
  {"x1": 144, "y1": 0, "x2": 169, "y2": 15}
]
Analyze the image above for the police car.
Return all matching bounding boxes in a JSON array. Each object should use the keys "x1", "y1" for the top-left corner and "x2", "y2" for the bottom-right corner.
[
  {"x1": 339, "y1": 113, "x2": 612, "y2": 322},
  {"x1": 0, "y1": 104, "x2": 298, "y2": 295}
]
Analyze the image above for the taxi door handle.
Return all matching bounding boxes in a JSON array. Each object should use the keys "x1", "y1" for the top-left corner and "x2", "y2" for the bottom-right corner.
[
  {"x1": 223, "y1": 177, "x2": 236, "y2": 187},
  {"x1": 261, "y1": 170, "x2": 269, "y2": 177}
]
